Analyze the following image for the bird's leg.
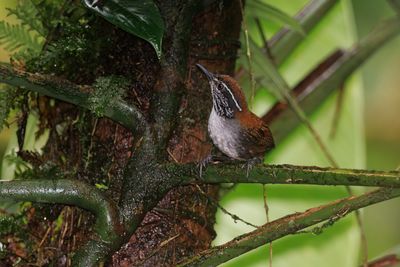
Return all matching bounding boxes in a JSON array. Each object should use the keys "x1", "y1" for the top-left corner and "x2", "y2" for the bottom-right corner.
[
  {"x1": 198, "y1": 151, "x2": 237, "y2": 178},
  {"x1": 198, "y1": 154, "x2": 213, "y2": 178},
  {"x1": 244, "y1": 157, "x2": 263, "y2": 178}
]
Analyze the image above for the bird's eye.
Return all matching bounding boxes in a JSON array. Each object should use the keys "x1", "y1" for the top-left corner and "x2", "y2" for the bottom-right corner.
[{"x1": 217, "y1": 83, "x2": 224, "y2": 91}]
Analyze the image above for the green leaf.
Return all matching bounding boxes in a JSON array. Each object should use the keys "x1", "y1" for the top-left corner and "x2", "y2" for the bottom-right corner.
[
  {"x1": 246, "y1": 0, "x2": 304, "y2": 35},
  {"x1": 82, "y1": 0, "x2": 164, "y2": 59},
  {"x1": 0, "y1": 21, "x2": 43, "y2": 53},
  {"x1": 6, "y1": 0, "x2": 46, "y2": 36},
  {"x1": 95, "y1": 183, "x2": 109, "y2": 190}
]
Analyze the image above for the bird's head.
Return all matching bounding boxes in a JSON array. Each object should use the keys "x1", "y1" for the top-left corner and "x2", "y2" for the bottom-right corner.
[{"x1": 196, "y1": 64, "x2": 246, "y2": 119}]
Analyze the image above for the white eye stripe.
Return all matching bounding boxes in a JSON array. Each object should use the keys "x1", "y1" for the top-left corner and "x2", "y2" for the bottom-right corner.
[{"x1": 221, "y1": 82, "x2": 242, "y2": 111}]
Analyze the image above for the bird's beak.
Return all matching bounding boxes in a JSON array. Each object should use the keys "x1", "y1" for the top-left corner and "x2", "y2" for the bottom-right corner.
[{"x1": 196, "y1": 64, "x2": 214, "y2": 81}]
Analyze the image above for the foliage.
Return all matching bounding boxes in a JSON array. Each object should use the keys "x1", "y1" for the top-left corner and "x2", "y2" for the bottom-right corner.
[
  {"x1": 82, "y1": 0, "x2": 164, "y2": 58},
  {"x1": 0, "y1": 213, "x2": 29, "y2": 258},
  {"x1": 31, "y1": 0, "x2": 87, "y2": 31},
  {"x1": 4, "y1": 150, "x2": 31, "y2": 176},
  {"x1": 0, "y1": 0, "x2": 45, "y2": 62},
  {"x1": 0, "y1": 0, "x2": 399, "y2": 266},
  {"x1": 89, "y1": 75, "x2": 130, "y2": 117},
  {"x1": 0, "y1": 0, "x2": 44, "y2": 131},
  {"x1": 0, "y1": 0, "x2": 92, "y2": 78},
  {"x1": 0, "y1": 86, "x2": 19, "y2": 131},
  {"x1": 6, "y1": 0, "x2": 46, "y2": 36},
  {"x1": 245, "y1": 0, "x2": 304, "y2": 34},
  {"x1": 17, "y1": 161, "x2": 63, "y2": 180},
  {"x1": 0, "y1": 216, "x2": 17, "y2": 237},
  {"x1": 0, "y1": 21, "x2": 43, "y2": 54},
  {"x1": 27, "y1": 20, "x2": 98, "y2": 78}
]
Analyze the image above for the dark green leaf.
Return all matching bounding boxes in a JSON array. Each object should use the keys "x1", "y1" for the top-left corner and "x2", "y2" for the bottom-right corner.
[{"x1": 82, "y1": 0, "x2": 164, "y2": 58}]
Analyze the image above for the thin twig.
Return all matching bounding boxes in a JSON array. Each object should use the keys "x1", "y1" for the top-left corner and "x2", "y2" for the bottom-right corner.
[
  {"x1": 239, "y1": 0, "x2": 257, "y2": 107},
  {"x1": 85, "y1": 117, "x2": 98, "y2": 170},
  {"x1": 194, "y1": 185, "x2": 259, "y2": 229},
  {"x1": 330, "y1": 84, "x2": 345, "y2": 139},
  {"x1": 262, "y1": 185, "x2": 273, "y2": 267},
  {"x1": 347, "y1": 186, "x2": 369, "y2": 267}
]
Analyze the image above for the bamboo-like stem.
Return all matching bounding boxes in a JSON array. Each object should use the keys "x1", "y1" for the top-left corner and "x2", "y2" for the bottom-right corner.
[
  {"x1": 177, "y1": 187, "x2": 400, "y2": 266},
  {"x1": 265, "y1": 18, "x2": 400, "y2": 144},
  {"x1": 270, "y1": 0, "x2": 339, "y2": 65}
]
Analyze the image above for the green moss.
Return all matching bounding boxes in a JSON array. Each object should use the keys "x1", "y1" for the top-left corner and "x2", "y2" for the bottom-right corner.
[
  {"x1": 89, "y1": 75, "x2": 130, "y2": 117},
  {"x1": 22, "y1": 0, "x2": 101, "y2": 81},
  {"x1": 0, "y1": 209, "x2": 30, "y2": 242},
  {"x1": 0, "y1": 216, "x2": 18, "y2": 235},
  {"x1": 0, "y1": 214, "x2": 24, "y2": 259},
  {"x1": 27, "y1": 20, "x2": 98, "y2": 78}
]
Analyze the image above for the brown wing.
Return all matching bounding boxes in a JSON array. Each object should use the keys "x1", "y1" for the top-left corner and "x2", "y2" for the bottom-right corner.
[
  {"x1": 234, "y1": 111, "x2": 275, "y2": 158},
  {"x1": 242, "y1": 123, "x2": 275, "y2": 157}
]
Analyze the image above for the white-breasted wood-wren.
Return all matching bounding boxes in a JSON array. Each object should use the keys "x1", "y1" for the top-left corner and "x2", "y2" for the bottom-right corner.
[{"x1": 196, "y1": 64, "x2": 275, "y2": 160}]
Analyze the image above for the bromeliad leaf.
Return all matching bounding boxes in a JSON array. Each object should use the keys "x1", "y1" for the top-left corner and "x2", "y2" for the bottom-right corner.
[
  {"x1": 82, "y1": 0, "x2": 164, "y2": 59},
  {"x1": 246, "y1": 0, "x2": 304, "y2": 35}
]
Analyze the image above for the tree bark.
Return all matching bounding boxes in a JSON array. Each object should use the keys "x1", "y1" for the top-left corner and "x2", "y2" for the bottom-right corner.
[
  {"x1": 112, "y1": 1, "x2": 243, "y2": 265},
  {"x1": 15, "y1": 1, "x2": 243, "y2": 266}
]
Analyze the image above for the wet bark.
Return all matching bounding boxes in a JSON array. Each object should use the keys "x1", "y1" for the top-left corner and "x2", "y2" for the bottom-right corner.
[{"x1": 17, "y1": 1, "x2": 243, "y2": 266}]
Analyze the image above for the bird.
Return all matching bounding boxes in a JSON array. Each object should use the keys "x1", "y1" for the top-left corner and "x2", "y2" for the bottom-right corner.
[{"x1": 196, "y1": 63, "x2": 275, "y2": 162}]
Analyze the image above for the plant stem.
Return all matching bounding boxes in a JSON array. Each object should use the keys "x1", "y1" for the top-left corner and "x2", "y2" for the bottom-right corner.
[
  {"x1": 0, "y1": 65, "x2": 147, "y2": 133},
  {"x1": 177, "y1": 187, "x2": 400, "y2": 266},
  {"x1": 179, "y1": 163, "x2": 400, "y2": 188}
]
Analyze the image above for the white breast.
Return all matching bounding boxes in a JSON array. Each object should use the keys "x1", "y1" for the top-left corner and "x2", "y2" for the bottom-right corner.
[{"x1": 208, "y1": 109, "x2": 241, "y2": 159}]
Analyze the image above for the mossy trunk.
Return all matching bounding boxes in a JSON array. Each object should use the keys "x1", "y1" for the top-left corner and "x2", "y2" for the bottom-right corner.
[{"x1": 13, "y1": 1, "x2": 242, "y2": 266}]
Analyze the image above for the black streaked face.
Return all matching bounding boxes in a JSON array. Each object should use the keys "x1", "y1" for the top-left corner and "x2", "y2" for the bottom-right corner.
[
  {"x1": 196, "y1": 64, "x2": 242, "y2": 119},
  {"x1": 210, "y1": 78, "x2": 242, "y2": 118}
]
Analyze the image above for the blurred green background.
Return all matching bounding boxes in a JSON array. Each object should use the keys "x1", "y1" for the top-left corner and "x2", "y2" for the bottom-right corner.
[
  {"x1": 215, "y1": 0, "x2": 400, "y2": 266},
  {"x1": 0, "y1": 0, "x2": 399, "y2": 266}
]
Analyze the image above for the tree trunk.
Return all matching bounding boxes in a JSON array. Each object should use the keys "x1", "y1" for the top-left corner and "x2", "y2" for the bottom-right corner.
[{"x1": 18, "y1": 1, "x2": 242, "y2": 266}]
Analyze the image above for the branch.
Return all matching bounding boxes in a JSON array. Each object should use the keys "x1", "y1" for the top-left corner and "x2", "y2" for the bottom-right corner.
[
  {"x1": 177, "y1": 187, "x2": 400, "y2": 266},
  {"x1": 364, "y1": 254, "x2": 400, "y2": 267},
  {"x1": 264, "y1": 17, "x2": 400, "y2": 144},
  {"x1": 0, "y1": 179, "x2": 122, "y2": 266},
  {"x1": 179, "y1": 163, "x2": 400, "y2": 188},
  {"x1": 0, "y1": 65, "x2": 147, "y2": 133}
]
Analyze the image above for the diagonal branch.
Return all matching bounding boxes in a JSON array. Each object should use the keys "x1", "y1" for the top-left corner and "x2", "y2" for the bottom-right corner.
[
  {"x1": 178, "y1": 163, "x2": 400, "y2": 188},
  {"x1": 0, "y1": 65, "x2": 147, "y2": 133},
  {"x1": 269, "y1": 0, "x2": 339, "y2": 65},
  {"x1": 177, "y1": 187, "x2": 400, "y2": 266},
  {"x1": 264, "y1": 17, "x2": 400, "y2": 144}
]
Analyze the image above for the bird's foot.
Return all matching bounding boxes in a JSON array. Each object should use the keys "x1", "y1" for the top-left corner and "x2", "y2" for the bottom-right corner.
[
  {"x1": 198, "y1": 154, "x2": 213, "y2": 178},
  {"x1": 243, "y1": 157, "x2": 263, "y2": 178}
]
